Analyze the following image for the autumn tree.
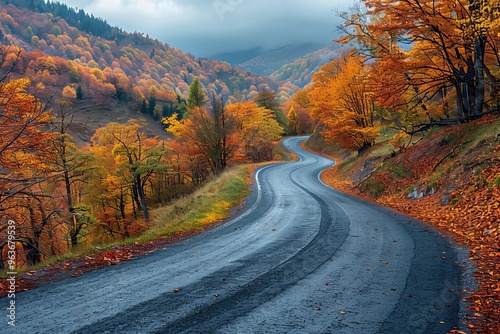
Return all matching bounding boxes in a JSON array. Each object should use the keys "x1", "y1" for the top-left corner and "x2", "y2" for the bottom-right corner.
[
  {"x1": 337, "y1": 0, "x2": 500, "y2": 122},
  {"x1": 0, "y1": 54, "x2": 52, "y2": 213},
  {"x1": 207, "y1": 95, "x2": 235, "y2": 172},
  {"x1": 310, "y1": 51, "x2": 378, "y2": 153},
  {"x1": 91, "y1": 120, "x2": 168, "y2": 223},
  {"x1": 226, "y1": 101, "x2": 283, "y2": 162},
  {"x1": 0, "y1": 45, "x2": 54, "y2": 267},
  {"x1": 287, "y1": 106, "x2": 298, "y2": 136},
  {"x1": 164, "y1": 95, "x2": 236, "y2": 175},
  {"x1": 48, "y1": 99, "x2": 95, "y2": 246},
  {"x1": 285, "y1": 88, "x2": 315, "y2": 135},
  {"x1": 62, "y1": 85, "x2": 76, "y2": 99}
]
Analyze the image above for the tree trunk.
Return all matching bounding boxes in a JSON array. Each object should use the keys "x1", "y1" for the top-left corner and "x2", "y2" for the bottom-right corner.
[
  {"x1": 453, "y1": 80, "x2": 467, "y2": 119},
  {"x1": 132, "y1": 183, "x2": 141, "y2": 213},
  {"x1": 24, "y1": 243, "x2": 41, "y2": 267},
  {"x1": 64, "y1": 169, "x2": 73, "y2": 210},
  {"x1": 358, "y1": 142, "x2": 372, "y2": 155},
  {"x1": 473, "y1": 36, "x2": 486, "y2": 115},
  {"x1": 119, "y1": 188, "x2": 126, "y2": 220},
  {"x1": 70, "y1": 229, "x2": 78, "y2": 247},
  {"x1": 136, "y1": 175, "x2": 150, "y2": 222}
]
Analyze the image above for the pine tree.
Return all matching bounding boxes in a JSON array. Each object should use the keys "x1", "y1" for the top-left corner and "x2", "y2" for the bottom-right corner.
[
  {"x1": 76, "y1": 85, "x2": 84, "y2": 100},
  {"x1": 148, "y1": 92, "x2": 157, "y2": 118},
  {"x1": 140, "y1": 99, "x2": 148, "y2": 114},
  {"x1": 187, "y1": 78, "x2": 206, "y2": 111}
]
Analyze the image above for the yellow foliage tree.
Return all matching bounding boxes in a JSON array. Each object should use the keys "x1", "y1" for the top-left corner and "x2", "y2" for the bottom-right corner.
[
  {"x1": 62, "y1": 85, "x2": 76, "y2": 99},
  {"x1": 91, "y1": 120, "x2": 168, "y2": 223},
  {"x1": 226, "y1": 101, "x2": 283, "y2": 162}
]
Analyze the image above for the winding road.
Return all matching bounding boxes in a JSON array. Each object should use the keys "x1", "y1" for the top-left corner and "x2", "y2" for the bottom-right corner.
[{"x1": 4, "y1": 136, "x2": 471, "y2": 334}]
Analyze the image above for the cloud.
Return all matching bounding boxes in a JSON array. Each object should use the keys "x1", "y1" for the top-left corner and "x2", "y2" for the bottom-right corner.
[{"x1": 58, "y1": 0, "x2": 350, "y2": 57}]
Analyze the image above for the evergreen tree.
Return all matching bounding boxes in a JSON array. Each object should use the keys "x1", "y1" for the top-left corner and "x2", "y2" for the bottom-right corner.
[
  {"x1": 148, "y1": 92, "x2": 157, "y2": 118},
  {"x1": 162, "y1": 104, "x2": 173, "y2": 118},
  {"x1": 255, "y1": 88, "x2": 279, "y2": 111},
  {"x1": 140, "y1": 99, "x2": 148, "y2": 114},
  {"x1": 187, "y1": 78, "x2": 206, "y2": 111},
  {"x1": 76, "y1": 85, "x2": 84, "y2": 100},
  {"x1": 255, "y1": 88, "x2": 288, "y2": 131},
  {"x1": 115, "y1": 87, "x2": 127, "y2": 101}
]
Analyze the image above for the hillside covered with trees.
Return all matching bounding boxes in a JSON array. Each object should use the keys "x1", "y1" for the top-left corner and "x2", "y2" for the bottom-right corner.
[
  {"x1": 0, "y1": 0, "x2": 299, "y2": 122},
  {"x1": 270, "y1": 45, "x2": 342, "y2": 88}
]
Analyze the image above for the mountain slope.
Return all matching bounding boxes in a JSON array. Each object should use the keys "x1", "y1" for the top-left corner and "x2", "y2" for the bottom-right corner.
[
  {"x1": 0, "y1": 2, "x2": 297, "y2": 108},
  {"x1": 270, "y1": 45, "x2": 342, "y2": 88},
  {"x1": 237, "y1": 42, "x2": 328, "y2": 76}
]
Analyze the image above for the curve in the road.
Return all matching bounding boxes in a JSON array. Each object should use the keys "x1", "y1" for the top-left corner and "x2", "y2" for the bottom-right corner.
[{"x1": 3, "y1": 136, "x2": 472, "y2": 334}]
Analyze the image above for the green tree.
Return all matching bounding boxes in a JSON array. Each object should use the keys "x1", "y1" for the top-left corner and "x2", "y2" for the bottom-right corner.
[
  {"x1": 69, "y1": 67, "x2": 79, "y2": 83},
  {"x1": 140, "y1": 99, "x2": 148, "y2": 114},
  {"x1": 148, "y1": 91, "x2": 157, "y2": 118},
  {"x1": 255, "y1": 88, "x2": 279, "y2": 111},
  {"x1": 255, "y1": 88, "x2": 288, "y2": 132},
  {"x1": 187, "y1": 78, "x2": 206, "y2": 111},
  {"x1": 76, "y1": 85, "x2": 84, "y2": 100}
]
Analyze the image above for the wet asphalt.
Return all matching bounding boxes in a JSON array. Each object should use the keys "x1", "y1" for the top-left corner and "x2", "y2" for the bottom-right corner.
[{"x1": 2, "y1": 136, "x2": 473, "y2": 334}]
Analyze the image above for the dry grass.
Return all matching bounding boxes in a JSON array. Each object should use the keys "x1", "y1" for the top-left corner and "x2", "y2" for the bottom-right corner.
[{"x1": 143, "y1": 165, "x2": 250, "y2": 240}]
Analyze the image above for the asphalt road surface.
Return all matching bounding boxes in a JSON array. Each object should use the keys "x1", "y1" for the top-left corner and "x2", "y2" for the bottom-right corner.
[{"x1": 3, "y1": 136, "x2": 472, "y2": 334}]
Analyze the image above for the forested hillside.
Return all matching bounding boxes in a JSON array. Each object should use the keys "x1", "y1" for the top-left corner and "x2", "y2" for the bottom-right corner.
[
  {"x1": 0, "y1": 1, "x2": 298, "y2": 120},
  {"x1": 238, "y1": 42, "x2": 328, "y2": 76},
  {"x1": 270, "y1": 45, "x2": 342, "y2": 88}
]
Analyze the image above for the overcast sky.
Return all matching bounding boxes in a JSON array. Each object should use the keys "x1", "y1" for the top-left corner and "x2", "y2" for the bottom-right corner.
[{"x1": 57, "y1": 0, "x2": 351, "y2": 57}]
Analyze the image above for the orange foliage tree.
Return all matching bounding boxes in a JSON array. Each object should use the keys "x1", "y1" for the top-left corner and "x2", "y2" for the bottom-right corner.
[
  {"x1": 226, "y1": 101, "x2": 283, "y2": 162},
  {"x1": 309, "y1": 51, "x2": 379, "y2": 153},
  {"x1": 0, "y1": 46, "x2": 55, "y2": 267},
  {"x1": 337, "y1": 0, "x2": 500, "y2": 121},
  {"x1": 164, "y1": 97, "x2": 237, "y2": 175}
]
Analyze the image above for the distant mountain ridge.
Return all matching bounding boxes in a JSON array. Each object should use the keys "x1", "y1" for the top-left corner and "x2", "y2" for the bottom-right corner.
[
  {"x1": 270, "y1": 44, "x2": 342, "y2": 88},
  {"x1": 210, "y1": 46, "x2": 263, "y2": 65},
  {"x1": 237, "y1": 42, "x2": 328, "y2": 76}
]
